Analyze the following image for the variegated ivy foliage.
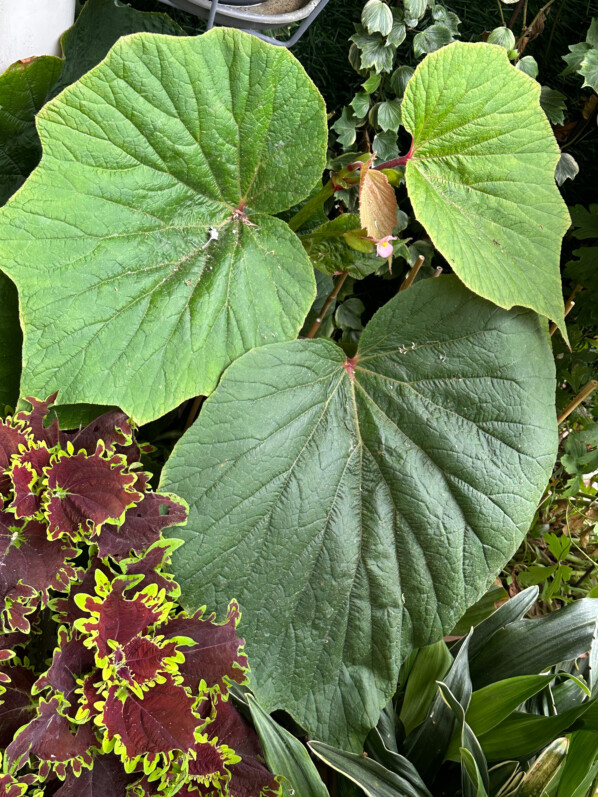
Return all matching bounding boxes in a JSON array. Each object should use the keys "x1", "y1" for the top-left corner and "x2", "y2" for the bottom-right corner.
[{"x1": 0, "y1": 397, "x2": 278, "y2": 797}]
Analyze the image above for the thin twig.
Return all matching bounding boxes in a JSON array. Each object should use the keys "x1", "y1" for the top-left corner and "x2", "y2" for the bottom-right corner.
[
  {"x1": 496, "y1": 0, "x2": 505, "y2": 26},
  {"x1": 433, "y1": 266, "x2": 443, "y2": 278},
  {"x1": 557, "y1": 380, "x2": 598, "y2": 425},
  {"x1": 399, "y1": 255, "x2": 425, "y2": 291},
  {"x1": 516, "y1": 0, "x2": 558, "y2": 49},
  {"x1": 184, "y1": 395, "x2": 204, "y2": 431},
  {"x1": 508, "y1": 0, "x2": 525, "y2": 29},
  {"x1": 549, "y1": 285, "x2": 581, "y2": 336},
  {"x1": 306, "y1": 272, "x2": 349, "y2": 339}
]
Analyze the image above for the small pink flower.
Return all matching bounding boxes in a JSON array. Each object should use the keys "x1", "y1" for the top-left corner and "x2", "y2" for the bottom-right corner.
[{"x1": 375, "y1": 235, "x2": 397, "y2": 258}]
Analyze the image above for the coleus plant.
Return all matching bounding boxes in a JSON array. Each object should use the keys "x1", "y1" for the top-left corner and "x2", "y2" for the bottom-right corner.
[{"x1": 0, "y1": 395, "x2": 279, "y2": 796}]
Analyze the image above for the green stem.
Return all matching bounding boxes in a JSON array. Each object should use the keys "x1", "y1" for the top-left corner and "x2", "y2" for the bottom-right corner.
[
  {"x1": 288, "y1": 182, "x2": 335, "y2": 232},
  {"x1": 496, "y1": 0, "x2": 505, "y2": 25}
]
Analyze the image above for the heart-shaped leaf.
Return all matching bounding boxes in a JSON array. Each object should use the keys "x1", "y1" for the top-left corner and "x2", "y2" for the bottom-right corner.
[
  {"x1": 401, "y1": 42, "x2": 570, "y2": 332},
  {"x1": 0, "y1": 29, "x2": 325, "y2": 423},
  {"x1": 161, "y1": 276, "x2": 557, "y2": 749}
]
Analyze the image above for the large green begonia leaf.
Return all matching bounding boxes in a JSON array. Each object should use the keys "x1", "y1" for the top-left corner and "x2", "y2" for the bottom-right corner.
[
  {"x1": 161, "y1": 276, "x2": 557, "y2": 750},
  {"x1": 401, "y1": 42, "x2": 570, "y2": 332},
  {"x1": 0, "y1": 29, "x2": 325, "y2": 423}
]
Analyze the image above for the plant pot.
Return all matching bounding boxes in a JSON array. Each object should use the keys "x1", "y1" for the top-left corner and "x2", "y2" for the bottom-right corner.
[
  {"x1": 0, "y1": 0, "x2": 76, "y2": 74},
  {"x1": 158, "y1": 0, "x2": 327, "y2": 32}
]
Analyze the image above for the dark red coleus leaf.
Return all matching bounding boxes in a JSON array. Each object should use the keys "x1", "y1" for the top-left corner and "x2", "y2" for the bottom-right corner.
[
  {"x1": 161, "y1": 602, "x2": 248, "y2": 696},
  {"x1": 113, "y1": 635, "x2": 179, "y2": 688},
  {"x1": 9, "y1": 443, "x2": 52, "y2": 518},
  {"x1": 76, "y1": 576, "x2": 169, "y2": 660},
  {"x1": 0, "y1": 421, "x2": 29, "y2": 504},
  {"x1": 98, "y1": 492, "x2": 187, "y2": 559},
  {"x1": 180, "y1": 739, "x2": 232, "y2": 795},
  {"x1": 102, "y1": 674, "x2": 197, "y2": 759},
  {"x1": 52, "y1": 557, "x2": 112, "y2": 626},
  {"x1": 33, "y1": 628, "x2": 95, "y2": 719},
  {"x1": 0, "y1": 631, "x2": 28, "y2": 679},
  {"x1": 6, "y1": 696, "x2": 97, "y2": 778},
  {"x1": 0, "y1": 664, "x2": 37, "y2": 748},
  {"x1": 15, "y1": 394, "x2": 59, "y2": 449},
  {"x1": 202, "y1": 697, "x2": 279, "y2": 797},
  {"x1": 77, "y1": 671, "x2": 104, "y2": 723},
  {"x1": 45, "y1": 447, "x2": 143, "y2": 541},
  {"x1": 0, "y1": 515, "x2": 79, "y2": 632},
  {"x1": 53, "y1": 751, "x2": 137, "y2": 797},
  {"x1": 120, "y1": 540, "x2": 182, "y2": 598},
  {"x1": 0, "y1": 772, "x2": 36, "y2": 797},
  {"x1": 60, "y1": 411, "x2": 134, "y2": 457}
]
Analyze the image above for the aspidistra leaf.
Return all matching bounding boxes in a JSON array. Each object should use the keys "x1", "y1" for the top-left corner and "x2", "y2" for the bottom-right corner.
[
  {"x1": 161, "y1": 276, "x2": 557, "y2": 749},
  {"x1": 401, "y1": 42, "x2": 570, "y2": 332},
  {"x1": 0, "y1": 29, "x2": 326, "y2": 424}
]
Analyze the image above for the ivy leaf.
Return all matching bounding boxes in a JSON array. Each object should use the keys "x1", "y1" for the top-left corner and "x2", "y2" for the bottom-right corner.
[
  {"x1": 161, "y1": 276, "x2": 557, "y2": 749},
  {"x1": 555, "y1": 152, "x2": 579, "y2": 185},
  {"x1": 387, "y1": 10, "x2": 407, "y2": 48},
  {"x1": 580, "y1": 49, "x2": 598, "y2": 91},
  {"x1": 540, "y1": 86, "x2": 567, "y2": 125},
  {"x1": 487, "y1": 27, "x2": 516, "y2": 50},
  {"x1": 161, "y1": 602, "x2": 248, "y2": 696},
  {"x1": 372, "y1": 131, "x2": 400, "y2": 163},
  {"x1": 401, "y1": 42, "x2": 570, "y2": 332},
  {"x1": 562, "y1": 42, "x2": 592, "y2": 75},
  {"x1": 351, "y1": 28, "x2": 396, "y2": 73},
  {"x1": 0, "y1": 57, "x2": 63, "y2": 206},
  {"x1": 362, "y1": 72, "x2": 382, "y2": 93},
  {"x1": 351, "y1": 92, "x2": 372, "y2": 119},
  {"x1": 332, "y1": 107, "x2": 360, "y2": 149},
  {"x1": 359, "y1": 156, "x2": 398, "y2": 240},
  {"x1": 570, "y1": 204, "x2": 598, "y2": 239},
  {"x1": 0, "y1": 29, "x2": 325, "y2": 425},
  {"x1": 516, "y1": 55, "x2": 539, "y2": 78},
  {"x1": 301, "y1": 216, "x2": 381, "y2": 279},
  {"x1": 101, "y1": 675, "x2": 197, "y2": 760},
  {"x1": 413, "y1": 23, "x2": 454, "y2": 57},
  {"x1": 389, "y1": 65, "x2": 414, "y2": 98},
  {"x1": 362, "y1": 1, "x2": 394, "y2": 37},
  {"x1": 377, "y1": 99, "x2": 402, "y2": 132},
  {"x1": 404, "y1": 0, "x2": 428, "y2": 26},
  {"x1": 431, "y1": 5, "x2": 460, "y2": 34}
]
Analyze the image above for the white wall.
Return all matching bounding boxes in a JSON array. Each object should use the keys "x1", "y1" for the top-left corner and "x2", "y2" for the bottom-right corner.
[{"x1": 0, "y1": 0, "x2": 76, "y2": 74}]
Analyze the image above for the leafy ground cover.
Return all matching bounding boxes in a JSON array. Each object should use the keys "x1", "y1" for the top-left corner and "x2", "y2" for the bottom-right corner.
[{"x1": 0, "y1": 0, "x2": 596, "y2": 794}]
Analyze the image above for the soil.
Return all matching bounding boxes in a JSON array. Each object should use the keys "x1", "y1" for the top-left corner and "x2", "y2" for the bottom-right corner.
[{"x1": 229, "y1": 0, "x2": 308, "y2": 15}]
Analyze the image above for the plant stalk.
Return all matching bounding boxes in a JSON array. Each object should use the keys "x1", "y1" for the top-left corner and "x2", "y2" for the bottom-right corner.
[
  {"x1": 305, "y1": 271, "x2": 349, "y2": 339},
  {"x1": 557, "y1": 380, "x2": 598, "y2": 425},
  {"x1": 549, "y1": 285, "x2": 581, "y2": 336},
  {"x1": 399, "y1": 255, "x2": 425, "y2": 291}
]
